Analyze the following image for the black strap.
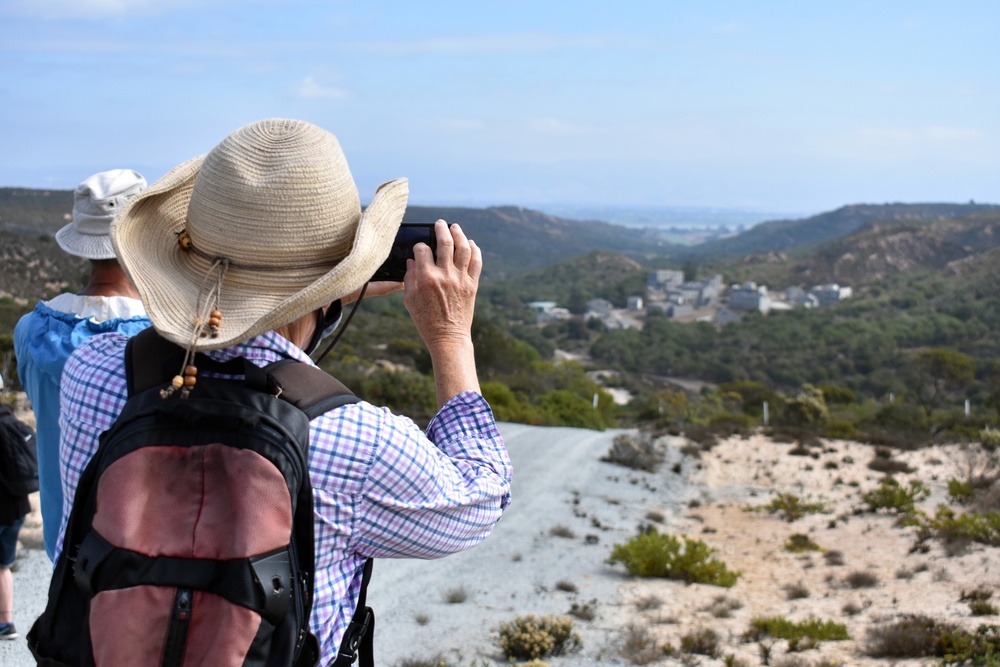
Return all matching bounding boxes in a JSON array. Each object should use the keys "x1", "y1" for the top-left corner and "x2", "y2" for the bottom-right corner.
[{"x1": 332, "y1": 558, "x2": 374, "y2": 667}]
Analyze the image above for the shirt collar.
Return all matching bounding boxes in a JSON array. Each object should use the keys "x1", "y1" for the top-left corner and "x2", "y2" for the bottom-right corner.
[{"x1": 204, "y1": 330, "x2": 316, "y2": 368}]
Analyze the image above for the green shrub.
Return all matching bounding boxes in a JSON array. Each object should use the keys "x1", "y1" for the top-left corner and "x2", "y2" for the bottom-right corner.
[
  {"x1": 753, "y1": 493, "x2": 826, "y2": 522},
  {"x1": 745, "y1": 616, "x2": 850, "y2": 643},
  {"x1": 497, "y1": 614, "x2": 581, "y2": 661},
  {"x1": 784, "y1": 533, "x2": 823, "y2": 553},
  {"x1": 707, "y1": 411, "x2": 755, "y2": 432},
  {"x1": 864, "y1": 615, "x2": 1000, "y2": 664},
  {"x1": 824, "y1": 419, "x2": 858, "y2": 440},
  {"x1": 862, "y1": 478, "x2": 929, "y2": 516},
  {"x1": 538, "y1": 389, "x2": 608, "y2": 430},
  {"x1": 820, "y1": 384, "x2": 857, "y2": 405},
  {"x1": 607, "y1": 530, "x2": 741, "y2": 587},
  {"x1": 982, "y1": 427, "x2": 1000, "y2": 451},
  {"x1": 948, "y1": 478, "x2": 976, "y2": 505},
  {"x1": 963, "y1": 589, "x2": 999, "y2": 616},
  {"x1": 923, "y1": 506, "x2": 1000, "y2": 547},
  {"x1": 481, "y1": 382, "x2": 546, "y2": 425}
]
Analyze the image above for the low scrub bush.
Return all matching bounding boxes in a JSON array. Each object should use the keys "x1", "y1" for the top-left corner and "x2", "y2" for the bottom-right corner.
[
  {"x1": 864, "y1": 614, "x2": 1000, "y2": 663},
  {"x1": 745, "y1": 616, "x2": 850, "y2": 643},
  {"x1": 844, "y1": 570, "x2": 880, "y2": 589},
  {"x1": 921, "y1": 506, "x2": 1000, "y2": 548},
  {"x1": 753, "y1": 493, "x2": 826, "y2": 522},
  {"x1": 619, "y1": 623, "x2": 663, "y2": 665},
  {"x1": 607, "y1": 530, "x2": 741, "y2": 587},
  {"x1": 862, "y1": 478, "x2": 929, "y2": 516},
  {"x1": 981, "y1": 427, "x2": 1000, "y2": 450},
  {"x1": 497, "y1": 614, "x2": 581, "y2": 661},
  {"x1": 948, "y1": 478, "x2": 976, "y2": 505},
  {"x1": 785, "y1": 533, "x2": 823, "y2": 553},
  {"x1": 568, "y1": 599, "x2": 597, "y2": 621},
  {"x1": 823, "y1": 549, "x2": 845, "y2": 566},
  {"x1": 680, "y1": 628, "x2": 720, "y2": 657},
  {"x1": 867, "y1": 456, "x2": 915, "y2": 474},
  {"x1": 601, "y1": 433, "x2": 665, "y2": 472},
  {"x1": 962, "y1": 589, "x2": 998, "y2": 616},
  {"x1": 824, "y1": 419, "x2": 858, "y2": 440},
  {"x1": 443, "y1": 585, "x2": 468, "y2": 603},
  {"x1": 784, "y1": 582, "x2": 810, "y2": 600}
]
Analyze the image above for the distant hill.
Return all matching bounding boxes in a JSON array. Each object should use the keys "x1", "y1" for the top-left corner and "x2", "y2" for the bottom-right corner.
[
  {"x1": 0, "y1": 187, "x2": 74, "y2": 235},
  {"x1": 683, "y1": 202, "x2": 1000, "y2": 259},
  {"x1": 403, "y1": 205, "x2": 668, "y2": 278},
  {"x1": 713, "y1": 209, "x2": 1000, "y2": 290},
  {"x1": 0, "y1": 189, "x2": 673, "y2": 305}
]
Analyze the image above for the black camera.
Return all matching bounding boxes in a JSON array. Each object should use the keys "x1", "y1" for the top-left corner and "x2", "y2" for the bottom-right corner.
[{"x1": 370, "y1": 222, "x2": 452, "y2": 282}]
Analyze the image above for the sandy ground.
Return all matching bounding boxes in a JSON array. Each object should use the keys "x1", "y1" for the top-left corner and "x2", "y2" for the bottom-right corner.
[{"x1": 2, "y1": 393, "x2": 997, "y2": 667}]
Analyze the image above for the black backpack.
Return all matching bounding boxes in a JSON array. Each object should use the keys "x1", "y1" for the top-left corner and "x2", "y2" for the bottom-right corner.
[
  {"x1": 0, "y1": 404, "x2": 38, "y2": 497},
  {"x1": 28, "y1": 329, "x2": 375, "y2": 667}
]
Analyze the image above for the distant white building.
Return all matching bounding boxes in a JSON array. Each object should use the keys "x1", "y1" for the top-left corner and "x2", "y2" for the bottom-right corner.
[
  {"x1": 584, "y1": 298, "x2": 614, "y2": 317},
  {"x1": 646, "y1": 270, "x2": 684, "y2": 291},
  {"x1": 784, "y1": 286, "x2": 818, "y2": 308},
  {"x1": 626, "y1": 295, "x2": 644, "y2": 311},
  {"x1": 809, "y1": 283, "x2": 852, "y2": 306},
  {"x1": 527, "y1": 301, "x2": 558, "y2": 314},
  {"x1": 729, "y1": 281, "x2": 773, "y2": 312}
]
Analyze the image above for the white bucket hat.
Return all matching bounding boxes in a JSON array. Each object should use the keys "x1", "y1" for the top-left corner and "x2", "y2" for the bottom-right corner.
[
  {"x1": 112, "y1": 118, "x2": 408, "y2": 352},
  {"x1": 56, "y1": 169, "x2": 147, "y2": 259}
]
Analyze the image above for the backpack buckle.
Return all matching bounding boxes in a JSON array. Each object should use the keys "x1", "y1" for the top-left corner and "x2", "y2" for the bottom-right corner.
[{"x1": 337, "y1": 606, "x2": 373, "y2": 663}]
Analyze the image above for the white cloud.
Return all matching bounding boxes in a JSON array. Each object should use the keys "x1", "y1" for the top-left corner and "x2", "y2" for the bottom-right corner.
[{"x1": 295, "y1": 76, "x2": 349, "y2": 100}]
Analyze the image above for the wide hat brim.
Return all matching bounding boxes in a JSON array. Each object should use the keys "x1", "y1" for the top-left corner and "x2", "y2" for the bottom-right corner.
[
  {"x1": 112, "y1": 155, "x2": 408, "y2": 351},
  {"x1": 55, "y1": 222, "x2": 116, "y2": 260}
]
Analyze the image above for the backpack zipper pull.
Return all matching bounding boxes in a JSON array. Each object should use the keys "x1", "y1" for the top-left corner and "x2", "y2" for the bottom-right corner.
[{"x1": 162, "y1": 588, "x2": 193, "y2": 667}]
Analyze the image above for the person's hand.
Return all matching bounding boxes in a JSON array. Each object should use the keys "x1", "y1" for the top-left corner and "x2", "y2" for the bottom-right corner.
[{"x1": 403, "y1": 219, "x2": 482, "y2": 404}]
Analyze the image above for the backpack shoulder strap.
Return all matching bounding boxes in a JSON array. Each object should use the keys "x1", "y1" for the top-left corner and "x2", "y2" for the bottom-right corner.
[
  {"x1": 267, "y1": 359, "x2": 360, "y2": 419},
  {"x1": 126, "y1": 327, "x2": 185, "y2": 396}
]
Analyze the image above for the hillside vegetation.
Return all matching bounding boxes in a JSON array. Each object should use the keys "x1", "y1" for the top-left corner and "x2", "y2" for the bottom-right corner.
[{"x1": 3, "y1": 190, "x2": 1000, "y2": 441}]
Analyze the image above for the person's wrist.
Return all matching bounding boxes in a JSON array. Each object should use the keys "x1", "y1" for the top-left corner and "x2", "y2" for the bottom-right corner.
[{"x1": 427, "y1": 335, "x2": 474, "y2": 360}]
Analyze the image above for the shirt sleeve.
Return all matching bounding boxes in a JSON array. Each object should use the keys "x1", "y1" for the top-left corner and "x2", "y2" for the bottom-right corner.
[{"x1": 311, "y1": 391, "x2": 512, "y2": 560}]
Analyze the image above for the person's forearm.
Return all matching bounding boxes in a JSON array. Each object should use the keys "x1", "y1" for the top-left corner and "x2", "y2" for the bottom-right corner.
[{"x1": 429, "y1": 338, "x2": 481, "y2": 407}]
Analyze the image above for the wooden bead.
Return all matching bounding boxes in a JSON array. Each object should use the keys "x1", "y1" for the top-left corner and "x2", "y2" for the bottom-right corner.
[
  {"x1": 210, "y1": 310, "x2": 222, "y2": 320},
  {"x1": 185, "y1": 365, "x2": 198, "y2": 377},
  {"x1": 177, "y1": 231, "x2": 192, "y2": 250},
  {"x1": 171, "y1": 376, "x2": 184, "y2": 390},
  {"x1": 183, "y1": 375, "x2": 197, "y2": 387},
  {"x1": 209, "y1": 317, "x2": 221, "y2": 327}
]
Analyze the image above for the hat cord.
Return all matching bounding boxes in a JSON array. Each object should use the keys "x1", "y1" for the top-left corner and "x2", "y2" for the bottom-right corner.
[{"x1": 159, "y1": 258, "x2": 229, "y2": 400}]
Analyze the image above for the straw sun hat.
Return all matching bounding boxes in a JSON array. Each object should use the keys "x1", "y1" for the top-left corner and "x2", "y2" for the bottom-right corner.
[{"x1": 112, "y1": 118, "x2": 408, "y2": 352}]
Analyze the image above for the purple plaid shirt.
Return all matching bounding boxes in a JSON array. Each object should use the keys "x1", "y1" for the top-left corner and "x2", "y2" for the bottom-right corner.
[{"x1": 56, "y1": 330, "x2": 512, "y2": 663}]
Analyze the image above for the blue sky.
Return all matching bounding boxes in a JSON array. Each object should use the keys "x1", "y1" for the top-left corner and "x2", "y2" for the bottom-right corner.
[{"x1": 1, "y1": 0, "x2": 997, "y2": 215}]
